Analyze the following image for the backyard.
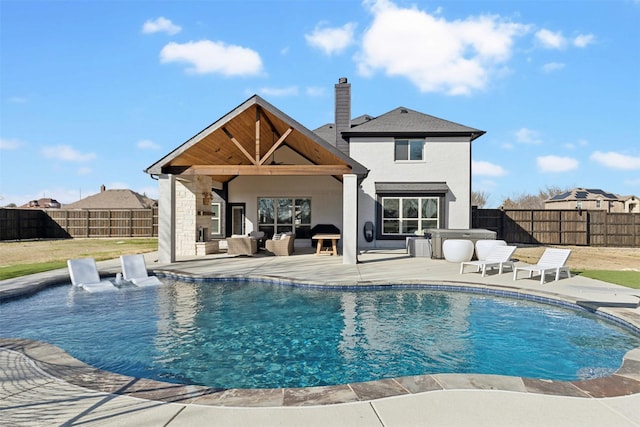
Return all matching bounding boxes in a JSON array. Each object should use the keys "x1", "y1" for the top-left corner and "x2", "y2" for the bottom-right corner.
[{"x1": 0, "y1": 238, "x2": 638, "y2": 286}]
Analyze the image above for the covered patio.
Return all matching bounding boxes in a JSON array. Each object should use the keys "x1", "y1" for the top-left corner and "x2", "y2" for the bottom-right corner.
[{"x1": 145, "y1": 96, "x2": 368, "y2": 264}]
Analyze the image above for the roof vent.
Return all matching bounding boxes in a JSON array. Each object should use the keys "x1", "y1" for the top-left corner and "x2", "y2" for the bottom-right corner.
[
  {"x1": 338, "y1": 77, "x2": 348, "y2": 84},
  {"x1": 400, "y1": 108, "x2": 408, "y2": 113}
]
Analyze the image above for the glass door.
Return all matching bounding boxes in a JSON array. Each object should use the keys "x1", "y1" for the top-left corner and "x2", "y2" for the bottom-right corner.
[{"x1": 230, "y1": 204, "x2": 245, "y2": 236}]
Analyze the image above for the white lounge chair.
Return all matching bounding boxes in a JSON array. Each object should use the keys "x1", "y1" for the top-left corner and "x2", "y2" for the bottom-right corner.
[
  {"x1": 120, "y1": 254, "x2": 162, "y2": 286},
  {"x1": 460, "y1": 245, "x2": 516, "y2": 277},
  {"x1": 67, "y1": 258, "x2": 118, "y2": 293},
  {"x1": 513, "y1": 248, "x2": 572, "y2": 284}
]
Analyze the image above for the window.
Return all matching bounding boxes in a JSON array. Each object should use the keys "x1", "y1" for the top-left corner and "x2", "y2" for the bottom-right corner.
[
  {"x1": 394, "y1": 139, "x2": 424, "y2": 161},
  {"x1": 595, "y1": 199, "x2": 601, "y2": 209},
  {"x1": 382, "y1": 197, "x2": 439, "y2": 235},
  {"x1": 210, "y1": 203, "x2": 221, "y2": 235},
  {"x1": 258, "y1": 198, "x2": 311, "y2": 238}
]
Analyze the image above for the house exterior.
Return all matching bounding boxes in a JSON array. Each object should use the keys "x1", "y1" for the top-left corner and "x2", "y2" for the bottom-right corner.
[
  {"x1": 545, "y1": 188, "x2": 640, "y2": 213},
  {"x1": 65, "y1": 185, "x2": 157, "y2": 209},
  {"x1": 146, "y1": 78, "x2": 484, "y2": 264},
  {"x1": 20, "y1": 198, "x2": 61, "y2": 209}
]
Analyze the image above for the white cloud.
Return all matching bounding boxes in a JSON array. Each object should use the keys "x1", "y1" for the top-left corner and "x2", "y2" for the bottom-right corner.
[
  {"x1": 142, "y1": 17, "x2": 181, "y2": 35},
  {"x1": 535, "y1": 29, "x2": 594, "y2": 50},
  {"x1": 306, "y1": 86, "x2": 325, "y2": 96},
  {"x1": 590, "y1": 151, "x2": 640, "y2": 170},
  {"x1": 305, "y1": 22, "x2": 357, "y2": 55},
  {"x1": 472, "y1": 160, "x2": 507, "y2": 177},
  {"x1": 356, "y1": 0, "x2": 529, "y2": 95},
  {"x1": 160, "y1": 40, "x2": 263, "y2": 76},
  {"x1": 259, "y1": 86, "x2": 299, "y2": 97},
  {"x1": 535, "y1": 29, "x2": 566, "y2": 49},
  {"x1": 541, "y1": 62, "x2": 565, "y2": 73},
  {"x1": 41, "y1": 145, "x2": 96, "y2": 162},
  {"x1": 0, "y1": 138, "x2": 24, "y2": 150},
  {"x1": 573, "y1": 34, "x2": 595, "y2": 48},
  {"x1": 537, "y1": 155, "x2": 579, "y2": 172},
  {"x1": 137, "y1": 139, "x2": 160, "y2": 150},
  {"x1": 515, "y1": 127, "x2": 542, "y2": 144}
]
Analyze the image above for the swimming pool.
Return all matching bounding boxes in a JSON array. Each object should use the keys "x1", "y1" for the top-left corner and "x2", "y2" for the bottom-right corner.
[{"x1": 1, "y1": 279, "x2": 639, "y2": 389}]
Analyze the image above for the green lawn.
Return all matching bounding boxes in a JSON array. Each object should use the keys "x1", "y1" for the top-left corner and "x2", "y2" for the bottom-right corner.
[
  {"x1": 574, "y1": 270, "x2": 640, "y2": 289},
  {"x1": 0, "y1": 238, "x2": 158, "y2": 281},
  {"x1": 0, "y1": 261, "x2": 69, "y2": 280}
]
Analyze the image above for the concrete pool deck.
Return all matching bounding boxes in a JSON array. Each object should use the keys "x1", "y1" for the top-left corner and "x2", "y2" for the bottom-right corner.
[{"x1": 1, "y1": 248, "x2": 640, "y2": 426}]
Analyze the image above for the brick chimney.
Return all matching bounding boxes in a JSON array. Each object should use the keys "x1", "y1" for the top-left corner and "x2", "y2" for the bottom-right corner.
[
  {"x1": 334, "y1": 77, "x2": 351, "y2": 155},
  {"x1": 100, "y1": 184, "x2": 106, "y2": 192}
]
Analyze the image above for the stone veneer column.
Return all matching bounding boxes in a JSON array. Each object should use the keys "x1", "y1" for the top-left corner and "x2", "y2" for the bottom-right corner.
[
  {"x1": 174, "y1": 177, "x2": 197, "y2": 257},
  {"x1": 158, "y1": 174, "x2": 176, "y2": 263},
  {"x1": 342, "y1": 174, "x2": 358, "y2": 265},
  {"x1": 173, "y1": 175, "x2": 214, "y2": 257}
]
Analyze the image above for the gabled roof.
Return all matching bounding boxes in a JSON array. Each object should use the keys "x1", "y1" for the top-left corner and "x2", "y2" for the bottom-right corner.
[
  {"x1": 342, "y1": 107, "x2": 484, "y2": 140},
  {"x1": 315, "y1": 107, "x2": 484, "y2": 143},
  {"x1": 145, "y1": 95, "x2": 368, "y2": 182},
  {"x1": 65, "y1": 189, "x2": 156, "y2": 209},
  {"x1": 547, "y1": 188, "x2": 620, "y2": 202}
]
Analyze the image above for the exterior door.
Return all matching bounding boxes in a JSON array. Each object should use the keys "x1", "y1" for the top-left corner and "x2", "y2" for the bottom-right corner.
[{"x1": 230, "y1": 204, "x2": 245, "y2": 236}]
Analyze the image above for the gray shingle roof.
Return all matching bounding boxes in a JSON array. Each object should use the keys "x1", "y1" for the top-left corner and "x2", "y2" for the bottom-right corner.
[
  {"x1": 314, "y1": 107, "x2": 484, "y2": 142},
  {"x1": 65, "y1": 189, "x2": 157, "y2": 209}
]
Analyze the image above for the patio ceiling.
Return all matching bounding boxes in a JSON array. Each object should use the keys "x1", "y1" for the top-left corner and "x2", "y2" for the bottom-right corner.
[{"x1": 145, "y1": 96, "x2": 367, "y2": 183}]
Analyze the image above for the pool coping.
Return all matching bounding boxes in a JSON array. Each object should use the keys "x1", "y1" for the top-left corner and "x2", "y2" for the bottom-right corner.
[{"x1": 2, "y1": 270, "x2": 640, "y2": 407}]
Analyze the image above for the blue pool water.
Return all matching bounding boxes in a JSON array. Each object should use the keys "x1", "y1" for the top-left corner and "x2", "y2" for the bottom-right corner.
[{"x1": 1, "y1": 279, "x2": 639, "y2": 389}]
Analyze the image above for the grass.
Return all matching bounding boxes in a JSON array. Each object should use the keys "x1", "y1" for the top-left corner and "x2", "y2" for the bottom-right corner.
[
  {"x1": 0, "y1": 238, "x2": 158, "y2": 281},
  {"x1": 574, "y1": 270, "x2": 640, "y2": 289},
  {"x1": 0, "y1": 261, "x2": 69, "y2": 280}
]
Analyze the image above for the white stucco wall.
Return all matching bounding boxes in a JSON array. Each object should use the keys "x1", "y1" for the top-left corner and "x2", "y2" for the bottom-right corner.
[
  {"x1": 350, "y1": 136, "x2": 472, "y2": 248},
  {"x1": 228, "y1": 147, "x2": 343, "y2": 247},
  {"x1": 229, "y1": 175, "x2": 343, "y2": 246}
]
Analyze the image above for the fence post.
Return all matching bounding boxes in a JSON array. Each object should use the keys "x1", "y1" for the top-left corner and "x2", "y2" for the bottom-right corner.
[{"x1": 603, "y1": 211, "x2": 608, "y2": 247}]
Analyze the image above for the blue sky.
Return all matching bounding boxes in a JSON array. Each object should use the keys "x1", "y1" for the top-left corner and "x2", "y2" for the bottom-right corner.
[{"x1": 1, "y1": 0, "x2": 639, "y2": 208}]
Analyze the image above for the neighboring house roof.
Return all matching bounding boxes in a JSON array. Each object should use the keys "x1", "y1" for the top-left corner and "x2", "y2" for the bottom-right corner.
[
  {"x1": 547, "y1": 188, "x2": 620, "y2": 202},
  {"x1": 19, "y1": 198, "x2": 61, "y2": 209},
  {"x1": 65, "y1": 189, "x2": 157, "y2": 209}
]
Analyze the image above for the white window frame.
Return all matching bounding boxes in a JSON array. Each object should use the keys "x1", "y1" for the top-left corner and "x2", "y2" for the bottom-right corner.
[
  {"x1": 394, "y1": 138, "x2": 424, "y2": 162},
  {"x1": 210, "y1": 202, "x2": 221, "y2": 235}
]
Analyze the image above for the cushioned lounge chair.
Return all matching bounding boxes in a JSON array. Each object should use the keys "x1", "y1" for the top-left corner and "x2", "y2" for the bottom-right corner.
[
  {"x1": 513, "y1": 248, "x2": 571, "y2": 284},
  {"x1": 67, "y1": 258, "x2": 118, "y2": 292},
  {"x1": 265, "y1": 233, "x2": 295, "y2": 256},
  {"x1": 460, "y1": 245, "x2": 517, "y2": 277},
  {"x1": 120, "y1": 254, "x2": 162, "y2": 286}
]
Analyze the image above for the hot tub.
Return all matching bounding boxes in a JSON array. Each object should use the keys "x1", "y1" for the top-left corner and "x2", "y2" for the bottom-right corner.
[{"x1": 427, "y1": 228, "x2": 497, "y2": 259}]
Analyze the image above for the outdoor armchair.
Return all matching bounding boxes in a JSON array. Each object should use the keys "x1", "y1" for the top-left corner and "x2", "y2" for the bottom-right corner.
[{"x1": 265, "y1": 233, "x2": 295, "y2": 256}]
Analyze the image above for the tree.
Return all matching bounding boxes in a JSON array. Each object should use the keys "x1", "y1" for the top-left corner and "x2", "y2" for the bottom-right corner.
[
  {"x1": 499, "y1": 185, "x2": 573, "y2": 209},
  {"x1": 471, "y1": 191, "x2": 490, "y2": 208}
]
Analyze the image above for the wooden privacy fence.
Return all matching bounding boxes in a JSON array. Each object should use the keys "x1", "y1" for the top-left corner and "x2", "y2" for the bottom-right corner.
[
  {"x1": 0, "y1": 208, "x2": 158, "y2": 240},
  {"x1": 472, "y1": 209, "x2": 640, "y2": 247}
]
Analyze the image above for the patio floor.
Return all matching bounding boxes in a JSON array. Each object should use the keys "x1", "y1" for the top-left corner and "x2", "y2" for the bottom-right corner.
[{"x1": 1, "y1": 248, "x2": 640, "y2": 426}]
